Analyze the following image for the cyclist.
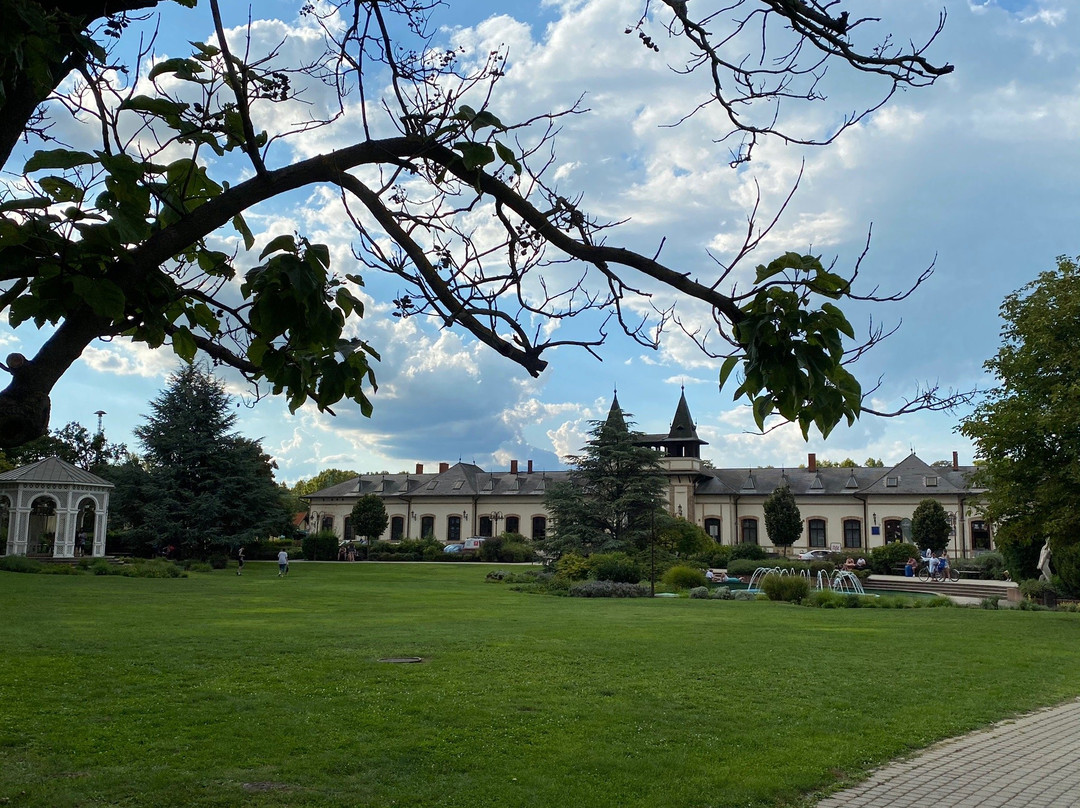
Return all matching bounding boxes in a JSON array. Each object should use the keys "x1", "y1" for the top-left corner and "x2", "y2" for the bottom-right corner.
[{"x1": 938, "y1": 552, "x2": 951, "y2": 580}]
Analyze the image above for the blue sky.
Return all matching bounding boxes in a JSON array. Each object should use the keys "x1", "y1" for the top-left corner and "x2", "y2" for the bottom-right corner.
[{"x1": 3, "y1": 0, "x2": 1077, "y2": 484}]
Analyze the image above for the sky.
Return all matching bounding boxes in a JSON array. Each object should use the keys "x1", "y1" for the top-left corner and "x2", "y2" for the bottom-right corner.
[{"x1": 2, "y1": 0, "x2": 1077, "y2": 486}]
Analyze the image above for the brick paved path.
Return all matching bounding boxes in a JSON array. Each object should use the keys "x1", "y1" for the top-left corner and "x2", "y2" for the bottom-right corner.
[{"x1": 815, "y1": 698, "x2": 1080, "y2": 807}]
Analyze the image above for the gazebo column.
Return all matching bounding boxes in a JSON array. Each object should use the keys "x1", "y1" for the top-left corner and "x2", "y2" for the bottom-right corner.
[
  {"x1": 92, "y1": 509, "x2": 108, "y2": 557},
  {"x1": 54, "y1": 511, "x2": 73, "y2": 558},
  {"x1": 10, "y1": 507, "x2": 30, "y2": 556}
]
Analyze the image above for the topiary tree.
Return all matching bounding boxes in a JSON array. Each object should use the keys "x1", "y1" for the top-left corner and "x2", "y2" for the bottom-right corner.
[
  {"x1": 351, "y1": 494, "x2": 389, "y2": 560},
  {"x1": 911, "y1": 499, "x2": 951, "y2": 555},
  {"x1": 763, "y1": 485, "x2": 802, "y2": 556}
]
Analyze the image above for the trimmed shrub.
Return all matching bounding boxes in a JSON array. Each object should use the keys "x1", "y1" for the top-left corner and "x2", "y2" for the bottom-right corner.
[
  {"x1": 869, "y1": 541, "x2": 920, "y2": 575},
  {"x1": 555, "y1": 552, "x2": 590, "y2": 581},
  {"x1": 760, "y1": 574, "x2": 811, "y2": 603},
  {"x1": 569, "y1": 580, "x2": 650, "y2": 598},
  {"x1": 727, "y1": 558, "x2": 808, "y2": 577},
  {"x1": 691, "y1": 545, "x2": 731, "y2": 569},
  {"x1": 662, "y1": 565, "x2": 707, "y2": 590},
  {"x1": 588, "y1": 552, "x2": 642, "y2": 584},
  {"x1": 729, "y1": 543, "x2": 767, "y2": 561},
  {"x1": 0, "y1": 555, "x2": 43, "y2": 573},
  {"x1": 732, "y1": 590, "x2": 757, "y2": 601},
  {"x1": 688, "y1": 586, "x2": 710, "y2": 599},
  {"x1": 302, "y1": 530, "x2": 339, "y2": 561},
  {"x1": 710, "y1": 586, "x2": 733, "y2": 600}
]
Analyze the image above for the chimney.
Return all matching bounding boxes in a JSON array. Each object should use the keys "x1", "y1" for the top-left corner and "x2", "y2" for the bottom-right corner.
[
  {"x1": 952, "y1": 451, "x2": 959, "y2": 471},
  {"x1": 527, "y1": 460, "x2": 534, "y2": 474},
  {"x1": 439, "y1": 462, "x2": 449, "y2": 473},
  {"x1": 808, "y1": 453, "x2": 817, "y2": 472},
  {"x1": 510, "y1": 459, "x2": 519, "y2": 474},
  {"x1": 415, "y1": 463, "x2": 424, "y2": 475}
]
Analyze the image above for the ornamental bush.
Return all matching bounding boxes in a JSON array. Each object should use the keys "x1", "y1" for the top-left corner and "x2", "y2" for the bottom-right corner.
[
  {"x1": 569, "y1": 580, "x2": 650, "y2": 598},
  {"x1": 869, "y1": 541, "x2": 920, "y2": 575},
  {"x1": 729, "y1": 543, "x2": 768, "y2": 561},
  {"x1": 554, "y1": 552, "x2": 590, "y2": 581},
  {"x1": 689, "y1": 586, "x2": 710, "y2": 599},
  {"x1": 662, "y1": 565, "x2": 707, "y2": 590},
  {"x1": 302, "y1": 530, "x2": 338, "y2": 561},
  {"x1": 588, "y1": 552, "x2": 643, "y2": 584},
  {"x1": 759, "y1": 573, "x2": 811, "y2": 603}
]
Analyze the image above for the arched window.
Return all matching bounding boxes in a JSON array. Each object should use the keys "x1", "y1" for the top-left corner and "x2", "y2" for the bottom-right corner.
[
  {"x1": 479, "y1": 515, "x2": 493, "y2": 537},
  {"x1": 505, "y1": 515, "x2": 520, "y2": 534},
  {"x1": 704, "y1": 518, "x2": 721, "y2": 541},
  {"x1": 531, "y1": 516, "x2": 546, "y2": 542},
  {"x1": 843, "y1": 519, "x2": 862, "y2": 548},
  {"x1": 420, "y1": 516, "x2": 435, "y2": 539},
  {"x1": 390, "y1": 516, "x2": 404, "y2": 541},
  {"x1": 320, "y1": 514, "x2": 334, "y2": 532},
  {"x1": 740, "y1": 518, "x2": 758, "y2": 545},
  {"x1": 884, "y1": 519, "x2": 903, "y2": 544},
  {"x1": 808, "y1": 518, "x2": 826, "y2": 548},
  {"x1": 447, "y1": 515, "x2": 462, "y2": 542},
  {"x1": 343, "y1": 516, "x2": 353, "y2": 542}
]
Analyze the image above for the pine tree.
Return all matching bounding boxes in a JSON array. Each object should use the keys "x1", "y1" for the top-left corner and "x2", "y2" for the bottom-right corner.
[
  {"x1": 133, "y1": 364, "x2": 290, "y2": 557},
  {"x1": 544, "y1": 397, "x2": 666, "y2": 556}
]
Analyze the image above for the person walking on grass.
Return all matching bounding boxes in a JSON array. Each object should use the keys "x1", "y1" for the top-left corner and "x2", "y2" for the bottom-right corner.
[
  {"x1": 237, "y1": 547, "x2": 245, "y2": 576},
  {"x1": 277, "y1": 549, "x2": 289, "y2": 577}
]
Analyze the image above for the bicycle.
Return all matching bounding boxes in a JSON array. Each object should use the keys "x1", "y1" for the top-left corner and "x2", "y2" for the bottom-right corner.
[{"x1": 917, "y1": 562, "x2": 959, "y2": 583}]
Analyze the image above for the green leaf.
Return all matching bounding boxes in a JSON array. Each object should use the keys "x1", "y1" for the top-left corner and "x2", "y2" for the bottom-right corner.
[
  {"x1": 38, "y1": 176, "x2": 84, "y2": 204},
  {"x1": 718, "y1": 356, "x2": 740, "y2": 392},
  {"x1": 148, "y1": 57, "x2": 205, "y2": 82},
  {"x1": 232, "y1": 214, "x2": 255, "y2": 250},
  {"x1": 0, "y1": 196, "x2": 52, "y2": 212},
  {"x1": 120, "y1": 95, "x2": 190, "y2": 119},
  {"x1": 24, "y1": 149, "x2": 96, "y2": 172},
  {"x1": 454, "y1": 142, "x2": 495, "y2": 172},
  {"x1": 171, "y1": 326, "x2": 198, "y2": 362},
  {"x1": 494, "y1": 140, "x2": 522, "y2": 175},
  {"x1": 72, "y1": 277, "x2": 126, "y2": 320},
  {"x1": 260, "y1": 234, "x2": 297, "y2": 260},
  {"x1": 469, "y1": 110, "x2": 505, "y2": 133}
]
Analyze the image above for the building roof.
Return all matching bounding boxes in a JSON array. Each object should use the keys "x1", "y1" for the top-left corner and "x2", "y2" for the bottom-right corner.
[
  {"x1": 0, "y1": 456, "x2": 114, "y2": 488},
  {"x1": 304, "y1": 463, "x2": 571, "y2": 501}
]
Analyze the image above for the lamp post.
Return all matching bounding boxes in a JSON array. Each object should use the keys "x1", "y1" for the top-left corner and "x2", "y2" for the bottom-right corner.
[{"x1": 491, "y1": 511, "x2": 502, "y2": 537}]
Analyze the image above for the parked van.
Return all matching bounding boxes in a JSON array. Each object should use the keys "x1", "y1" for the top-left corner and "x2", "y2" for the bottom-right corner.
[{"x1": 462, "y1": 537, "x2": 486, "y2": 552}]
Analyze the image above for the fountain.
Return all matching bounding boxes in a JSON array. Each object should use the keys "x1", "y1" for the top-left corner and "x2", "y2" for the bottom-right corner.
[{"x1": 744, "y1": 566, "x2": 869, "y2": 596}]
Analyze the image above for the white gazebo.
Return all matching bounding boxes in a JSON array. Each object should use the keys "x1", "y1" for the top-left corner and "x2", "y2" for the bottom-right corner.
[{"x1": 0, "y1": 457, "x2": 113, "y2": 558}]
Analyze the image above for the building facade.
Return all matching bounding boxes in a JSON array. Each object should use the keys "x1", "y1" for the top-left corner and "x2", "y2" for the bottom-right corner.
[{"x1": 304, "y1": 393, "x2": 991, "y2": 557}]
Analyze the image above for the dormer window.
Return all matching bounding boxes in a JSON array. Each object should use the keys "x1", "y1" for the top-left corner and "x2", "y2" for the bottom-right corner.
[
  {"x1": 886, "y1": 476, "x2": 899, "y2": 487},
  {"x1": 925, "y1": 476, "x2": 938, "y2": 487}
]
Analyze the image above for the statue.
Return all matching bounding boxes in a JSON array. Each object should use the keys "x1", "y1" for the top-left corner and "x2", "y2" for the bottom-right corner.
[{"x1": 1038, "y1": 541, "x2": 1053, "y2": 582}]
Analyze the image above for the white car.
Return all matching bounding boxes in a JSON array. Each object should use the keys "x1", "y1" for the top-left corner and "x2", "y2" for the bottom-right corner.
[{"x1": 797, "y1": 549, "x2": 831, "y2": 561}]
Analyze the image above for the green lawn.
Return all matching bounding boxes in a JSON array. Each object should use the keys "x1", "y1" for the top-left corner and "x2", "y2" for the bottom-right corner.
[{"x1": 2, "y1": 562, "x2": 1079, "y2": 808}]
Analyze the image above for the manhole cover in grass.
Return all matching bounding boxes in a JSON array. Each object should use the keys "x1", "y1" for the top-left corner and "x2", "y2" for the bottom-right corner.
[{"x1": 379, "y1": 656, "x2": 424, "y2": 663}]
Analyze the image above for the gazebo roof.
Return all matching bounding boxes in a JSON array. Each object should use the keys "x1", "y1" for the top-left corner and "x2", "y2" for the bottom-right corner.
[{"x1": 0, "y1": 456, "x2": 114, "y2": 488}]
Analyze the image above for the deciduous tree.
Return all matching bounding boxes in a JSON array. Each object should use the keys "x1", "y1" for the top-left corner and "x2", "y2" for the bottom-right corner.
[
  {"x1": 0, "y1": 1, "x2": 969, "y2": 449},
  {"x1": 911, "y1": 498, "x2": 950, "y2": 556},
  {"x1": 960, "y1": 256, "x2": 1080, "y2": 591}
]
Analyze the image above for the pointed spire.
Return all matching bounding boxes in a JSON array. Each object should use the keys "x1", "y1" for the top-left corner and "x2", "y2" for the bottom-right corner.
[
  {"x1": 604, "y1": 392, "x2": 628, "y2": 434},
  {"x1": 667, "y1": 388, "x2": 700, "y2": 440}
]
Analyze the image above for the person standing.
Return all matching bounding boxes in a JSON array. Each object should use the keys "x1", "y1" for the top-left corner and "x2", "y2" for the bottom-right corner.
[
  {"x1": 237, "y1": 547, "x2": 245, "y2": 576},
  {"x1": 277, "y1": 549, "x2": 289, "y2": 577}
]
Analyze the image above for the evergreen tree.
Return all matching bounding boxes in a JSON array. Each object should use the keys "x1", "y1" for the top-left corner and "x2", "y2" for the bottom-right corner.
[
  {"x1": 911, "y1": 498, "x2": 951, "y2": 555},
  {"x1": 763, "y1": 485, "x2": 802, "y2": 556},
  {"x1": 132, "y1": 364, "x2": 290, "y2": 557},
  {"x1": 544, "y1": 398, "x2": 666, "y2": 556}
]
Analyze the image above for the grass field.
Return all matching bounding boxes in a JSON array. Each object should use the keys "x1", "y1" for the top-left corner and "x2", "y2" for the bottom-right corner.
[{"x1": 2, "y1": 561, "x2": 1079, "y2": 808}]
